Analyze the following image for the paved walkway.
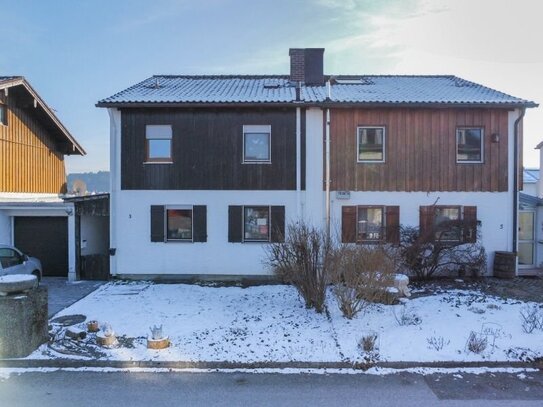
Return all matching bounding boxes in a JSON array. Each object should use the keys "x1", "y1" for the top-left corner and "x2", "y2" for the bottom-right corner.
[{"x1": 41, "y1": 277, "x2": 105, "y2": 317}]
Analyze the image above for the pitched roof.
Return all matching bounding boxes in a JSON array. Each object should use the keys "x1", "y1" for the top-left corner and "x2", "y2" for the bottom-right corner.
[
  {"x1": 97, "y1": 75, "x2": 537, "y2": 108},
  {"x1": 0, "y1": 76, "x2": 85, "y2": 155}
]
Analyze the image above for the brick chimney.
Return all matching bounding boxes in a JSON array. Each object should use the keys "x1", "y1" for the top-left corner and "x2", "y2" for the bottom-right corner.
[{"x1": 289, "y1": 48, "x2": 325, "y2": 85}]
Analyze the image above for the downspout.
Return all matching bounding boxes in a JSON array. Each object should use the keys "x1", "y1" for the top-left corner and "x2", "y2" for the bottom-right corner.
[
  {"x1": 107, "y1": 108, "x2": 118, "y2": 277},
  {"x1": 325, "y1": 80, "x2": 331, "y2": 238},
  {"x1": 513, "y1": 108, "x2": 526, "y2": 253},
  {"x1": 296, "y1": 82, "x2": 302, "y2": 219}
]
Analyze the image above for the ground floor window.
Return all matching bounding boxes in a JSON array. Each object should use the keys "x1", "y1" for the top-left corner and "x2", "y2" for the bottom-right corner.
[
  {"x1": 342, "y1": 205, "x2": 399, "y2": 244},
  {"x1": 433, "y1": 206, "x2": 461, "y2": 242},
  {"x1": 420, "y1": 205, "x2": 477, "y2": 244},
  {"x1": 150, "y1": 205, "x2": 207, "y2": 243},
  {"x1": 357, "y1": 206, "x2": 384, "y2": 242},
  {"x1": 166, "y1": 208, "x2": 193, "y2": 241},
  {"x1": 243, "y1": 206, "x2": 270, "y2": 242}
]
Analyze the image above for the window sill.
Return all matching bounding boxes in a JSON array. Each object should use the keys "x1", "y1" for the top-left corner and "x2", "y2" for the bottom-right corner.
[
  {"x1": 456, "y1": 161, "x2": 484, "y2": 164},
  {"x1": 357, "y1": 160, "x2": 385, "y2": 164},
  {"x1": 144, "y1": 161, "x2": 173, "y2": 165},
  {"x1": 242, "y1": 161, "x2": 272, "y2": 165}
]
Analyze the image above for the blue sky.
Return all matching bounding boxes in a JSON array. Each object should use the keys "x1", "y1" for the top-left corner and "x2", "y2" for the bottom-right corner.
[{"x1": 2, "y1": 0, "x2": 542, "y2": 172}]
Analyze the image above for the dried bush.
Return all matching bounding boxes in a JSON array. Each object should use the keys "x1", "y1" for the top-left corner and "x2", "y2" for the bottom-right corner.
[
  {"x1": 330, "y1": 245, "x2": 397, "y2": 319},
  {"x1": 520, "y1": 304, "x2": 543, "y2": 334},
  {"x1": 466, "y1": 331, "x2": 488, "y2": 354},
  {"x1": 393, "y1": 304, "x2": 422, "y2": 326},
  {"x1": 426, "y1": 335, "x2": 450, "y2": 351},
  {"x1": 266, "y1": 222, "x2": 333, "y2": 313},
  {"x1": 359, "y1": 332, "x2": 379, "y2": 353},
  {"x1": 398, "y1": 224, "x2": 486, "y2": 280}
]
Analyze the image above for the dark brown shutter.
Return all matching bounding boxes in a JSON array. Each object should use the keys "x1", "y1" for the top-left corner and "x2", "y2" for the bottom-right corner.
[
  {"x1": 463, "y1": 206, "x2": 477, "y2": 243},
  {"x1": 193, "y1": 205, "x2": 207, "y2": 242},
  {"x1": 150, "y1": 205, "x2": 165, "y2": 242},
  {"x1": 228, "y1": 206, "x2": 243, "y2": 243},
  {"x1": 419, "y1": 206, "x2": 434, "y2": 242},
  {"x1": 385, "y1": 206, "x2": 400, "y2": 245},
  {"x1": 341, "y1": 206, "x2": 357, "y2": 243},
  {"x1": 270, "y1": 206, "x2": 285, "y2": 242}
]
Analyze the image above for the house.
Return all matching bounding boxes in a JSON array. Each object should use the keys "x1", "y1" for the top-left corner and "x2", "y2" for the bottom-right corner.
[
  {"x1": 518, "y1": 145, "x2": 543, "y2": 274},
  {"x1": 97, "y1": 48, "x2": 537, "y2": 280},
  {"x1": 0, "y1": 76, "x2": 85, "y2": 280}
]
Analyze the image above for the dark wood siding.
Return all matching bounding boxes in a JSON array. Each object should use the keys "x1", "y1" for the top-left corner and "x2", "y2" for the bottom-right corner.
[
  {"x1": 330, "y1": 108, "x2": 510, "y2": 192},
  {"x1": 121, "y1": 108, "x2": 297, "y2": 190}
]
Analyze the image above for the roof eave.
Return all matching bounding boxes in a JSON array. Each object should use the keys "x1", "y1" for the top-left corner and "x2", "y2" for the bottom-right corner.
[{"x1": 2, "y1": 78, "x2": 86, "y2": 155}]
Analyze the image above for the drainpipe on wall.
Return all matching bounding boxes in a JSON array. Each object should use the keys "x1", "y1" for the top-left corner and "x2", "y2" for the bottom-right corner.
[
  {"x1": 325, "y1": 80, "x2": 331, "y2": 238},
  {"x1": 108, "y1": 108, "x2": 118, "y2": 277},
  {"x1": 513, "y1": 108, "x2": 526, "y2": 254},
  {"x1": 296, "y1": 106, "x2": 302, "y2": 219}
]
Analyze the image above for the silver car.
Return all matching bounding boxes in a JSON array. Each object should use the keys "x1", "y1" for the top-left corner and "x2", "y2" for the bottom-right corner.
[{"x1": 0, "y1": 244, "x2": 43, "y2": 281}]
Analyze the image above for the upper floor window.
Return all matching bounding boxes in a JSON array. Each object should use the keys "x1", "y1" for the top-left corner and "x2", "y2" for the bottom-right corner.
[
  {"x1": 456, "y1": 127, "x2": 483, "y2": 163},
  {"x1": 357, "y1": 126, "x2": 385, "y2": 162},
  {"x1": 0, "y1": 104, "x2": 6, "y2": 126},
  {"x1": 145, "y1": 125, "x2": 172, "y2": 163},
  {"x1": 243, "y1": 125, "x2": 271, "y2": 163}
]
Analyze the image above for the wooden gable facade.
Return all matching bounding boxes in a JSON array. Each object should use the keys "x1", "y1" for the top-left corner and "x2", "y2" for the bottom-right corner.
[{"x1": 0, "y1": 77, "x2": 85, "y2": 194}]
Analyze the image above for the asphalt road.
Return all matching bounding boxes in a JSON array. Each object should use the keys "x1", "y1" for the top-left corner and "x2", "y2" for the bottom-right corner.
[{"x1": 1, "y1": 370, "x2": 543, "y2": 406}]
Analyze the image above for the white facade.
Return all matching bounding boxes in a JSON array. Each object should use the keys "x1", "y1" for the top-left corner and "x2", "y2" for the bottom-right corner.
[{"x1": 108, "y1": 107, "x2": 522, "y2": 278}]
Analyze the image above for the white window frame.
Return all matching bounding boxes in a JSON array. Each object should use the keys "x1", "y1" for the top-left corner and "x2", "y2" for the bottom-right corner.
[
  {"x1": 456, "y1": 127, "x2": 484, "y2": 164},
  {"x1": 0, "y1": 103, "x2": 7, "y2": 126},
  {"x1": 356, "y1": 126, "x2": 386, "y2": 163},
  {"x1": 165, "y1": 205, "x2": 194, "y2": 242},
  {"x1": 242, "y1": 125, "x2": 272, "y2": 164},
  {"x1": 145, "y1": 124, "x2": 173, "y2": 164},
  {"x1": 242, "y1": 205, "x2": 271, "y2": 242}
]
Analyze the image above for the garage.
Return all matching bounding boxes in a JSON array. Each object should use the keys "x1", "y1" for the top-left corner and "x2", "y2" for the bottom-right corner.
[{"x1": 14, "y1": 216, "x2": 68, "y2": 277}]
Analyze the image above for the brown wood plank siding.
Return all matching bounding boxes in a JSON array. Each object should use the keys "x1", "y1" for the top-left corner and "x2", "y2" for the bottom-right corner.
[
  {"x1": 121, "y1": 108, "x2": 297, "y2": 190},
  {"x1": 0, "y1": 96, "x2": 66, "y2": 193},
  {"x1": 330, "y1": 108, "x2": 510, "y2": 192}
]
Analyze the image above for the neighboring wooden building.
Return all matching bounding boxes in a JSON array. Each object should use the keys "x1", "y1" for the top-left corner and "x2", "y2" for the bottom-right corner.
[
  {"x1": 0, "y1": 76, "x2": 85, "y2": 279},
  {"x1": 97, "y1": 49, "x2": 537, "y2": 279}
]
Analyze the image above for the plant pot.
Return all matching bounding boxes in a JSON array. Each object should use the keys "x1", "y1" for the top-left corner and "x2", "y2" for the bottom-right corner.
[
  {"x1": 147, "y1": 336, "x2": 170, "y2": 350},
  {"x1": 96, "y1": 332, "x2": 118, "y2": 347},
  {"x1": 87, "y1": 320, "x2": 100, "y2": 333}
]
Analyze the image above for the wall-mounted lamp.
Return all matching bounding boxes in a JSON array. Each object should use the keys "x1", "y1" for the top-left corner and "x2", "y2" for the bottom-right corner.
[{"x1": 491, "y1": 133, "x2": 500, "y2": 143}]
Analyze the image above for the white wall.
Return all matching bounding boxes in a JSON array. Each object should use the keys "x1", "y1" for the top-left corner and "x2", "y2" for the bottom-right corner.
[
  {"x1": 303, "y1": 108, "x2": 325, "y2": 226},
  {"x1": 113, "y1": 190, "x2": 298, "y2": 276},
  {"x1": 80, "y1": 215, "x2": 108, "y2": 256},
  {"x1": 331, "y1": 191, "x2": 512, "y2": 275}
]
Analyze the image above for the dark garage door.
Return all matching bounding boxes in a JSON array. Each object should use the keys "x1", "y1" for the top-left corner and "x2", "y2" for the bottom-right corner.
[{"x1": 14, "y1": 216, "x2": 68, "y2": 277}]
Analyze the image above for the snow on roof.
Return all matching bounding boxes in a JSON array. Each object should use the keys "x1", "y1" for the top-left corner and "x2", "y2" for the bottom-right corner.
[
  {"x1": 0, "y1": 193, "x2": 65, "y2": 204},
  {"x1": 523, "y1": 168, "x2": 539, "y2": 183},
  {"x1": 97, "y1": 75, "x2": 536, "y2": 107}
]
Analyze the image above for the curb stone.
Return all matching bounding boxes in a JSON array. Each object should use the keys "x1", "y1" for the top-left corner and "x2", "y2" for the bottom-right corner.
[{"x1": 0, "y1": 359, "x2": 541, "y2": 371}]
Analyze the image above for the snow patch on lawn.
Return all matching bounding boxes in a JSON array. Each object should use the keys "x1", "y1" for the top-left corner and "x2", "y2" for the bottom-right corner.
[{"x1": 28, "y1": 282, "x2": 543, "y2": 363}]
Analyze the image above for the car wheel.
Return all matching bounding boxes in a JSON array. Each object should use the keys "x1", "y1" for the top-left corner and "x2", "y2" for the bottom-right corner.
[{"x1": 32, "y1": 270, "x2": 41, "y2": 282}]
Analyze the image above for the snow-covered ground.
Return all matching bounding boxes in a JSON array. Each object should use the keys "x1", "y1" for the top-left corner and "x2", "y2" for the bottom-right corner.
[{"x1": 29, "y1": 282, "x2": 543, "y2": 363}]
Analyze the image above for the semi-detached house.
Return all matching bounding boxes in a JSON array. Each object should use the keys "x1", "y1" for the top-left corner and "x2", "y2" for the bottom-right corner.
[{"x1": 97, "y1": 48, "x2": 537, "y2": 280}]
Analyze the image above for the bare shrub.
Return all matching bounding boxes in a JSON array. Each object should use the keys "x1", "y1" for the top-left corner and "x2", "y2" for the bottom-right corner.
[
  {"x1": 266, "y1": 222, "x2": 332, "y2": 313},
  {"x1": 330, "y1": 245, "x2": 396, "y2": 319},
  {"x1": 359, "y1": 331, "x2": 379, "y2": 353},
  {"x1": 393, "y1": 304, "x2": 422, "y2": 326},
  {"x1": 426, "y1": 335, "x2": 450, "y2": 351},
  {"x1": 398, "y1": 224, "x2": 486, "y2": 280},
  {"x1": 520, "y1": 304, "x2": 543, "y2": 334},
  {"x1": 466, "y1": 331, "x2": 488, "y2": 354}
]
